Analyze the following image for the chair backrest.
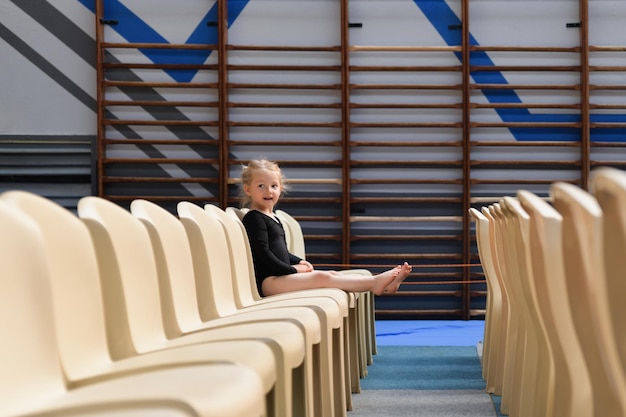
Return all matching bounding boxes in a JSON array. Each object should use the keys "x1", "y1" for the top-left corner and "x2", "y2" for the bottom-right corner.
[
  {"x1": 481, "y1": 206, "x2": 510, "y2": 394},
  {"x1": 0, "y1": 191, "x2": 114, "y2": 381},
  {"x1": 503, "y1": 196, "x2": 553, "y2": 417},
  {"x1": 468, "y1": 207, "x2": 503, "y2": 314},
  {"x1": 589, "y1": 167, "x2": 626, "y2": 371},
  {"x1": 177, "y1": 201, "x2": 240, "y2": 318},
  {"x1": 0, "y1": 201, "x2": 66, "y2": 415},
  {"x1": 205, "y1": 204, "x2": 260, "y2": 307},
  {"x1": 130, "y1": 199, "x2": 206, "y2": 334},
  {"x1": 275, "y1": 209, "x2": 303, "y2": 258},
  {"x1": 518, "y1": 189, "x2": 593, "y2": 417},
  {"x1": 468, "y1": 207, "x2": 503, "y2": 390},
  {"x1": 551, "y1": 181, "x2": 626, "y2": 417},
  {"x1": 78, "y1": 196, "x2": 169, "y2": 357}
]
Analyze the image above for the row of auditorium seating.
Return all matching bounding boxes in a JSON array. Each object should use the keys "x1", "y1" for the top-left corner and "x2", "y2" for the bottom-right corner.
[
  {"x1": 0, "y1": 191, "x2": 376, "y2": 417},
  {"x1": 470, "y1": 167, "x2": 626, "y2": 417}
]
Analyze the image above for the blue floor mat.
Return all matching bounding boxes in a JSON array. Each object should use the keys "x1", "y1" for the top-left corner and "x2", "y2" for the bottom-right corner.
[{"x1": 374, "y1": 320, "x2": 485, "y2": 347}]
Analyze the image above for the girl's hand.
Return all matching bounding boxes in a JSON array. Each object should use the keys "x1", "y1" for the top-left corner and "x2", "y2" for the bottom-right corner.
[{"x1": 295, "y1": 260, "x2": 314, "y2": 273}]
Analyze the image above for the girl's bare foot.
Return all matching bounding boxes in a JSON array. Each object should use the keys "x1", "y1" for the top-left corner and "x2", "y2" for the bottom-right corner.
[
  {"x1": 383, "y1": 262, "x2": 412, "y2": 294},
  {"x1": 371, "y1": 266, "x2": 400, "y2": 295}
]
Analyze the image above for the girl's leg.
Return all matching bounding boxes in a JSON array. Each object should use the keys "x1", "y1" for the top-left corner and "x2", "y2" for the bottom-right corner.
[{"x1": 262, "y1": 267, "x2": 400, "y2": 296}]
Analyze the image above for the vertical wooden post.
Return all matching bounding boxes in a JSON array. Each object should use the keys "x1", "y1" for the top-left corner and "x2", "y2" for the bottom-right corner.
[
  {"x1": 461, "y1": 0, "x2": 472, "y2": 320},
  {"x1": 95, "y1": 0, "x2": 105, "y2": 197},
  {"x1": 218, "y1": 0, "x2": 230, "y2": 207},
  {"x1": 579, "y1": 0, "x2": 590, "y2": 189},
  {"x1": 341, "y1": 0, "x2": 351, "y2": 266}
]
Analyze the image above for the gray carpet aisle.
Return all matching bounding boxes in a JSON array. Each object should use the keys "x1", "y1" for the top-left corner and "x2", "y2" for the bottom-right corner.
[{"x1": 349, "y1": 344, "x2": 497, "y2": 417}]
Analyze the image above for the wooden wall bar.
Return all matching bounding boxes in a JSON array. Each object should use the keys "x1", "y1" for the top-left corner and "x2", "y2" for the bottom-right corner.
[{"x1": 95, "y1": 0, "x2": 617, "y2": 319}]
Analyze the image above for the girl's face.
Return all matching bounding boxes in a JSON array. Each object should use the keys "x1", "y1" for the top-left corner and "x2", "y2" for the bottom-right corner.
[{"x1": 244, "y1": 169, "x2": 282, "y2": 214}]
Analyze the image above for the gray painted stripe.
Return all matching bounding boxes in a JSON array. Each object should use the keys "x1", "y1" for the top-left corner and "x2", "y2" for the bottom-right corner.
[
  {"x1": 3, "y1": 1, "x2": 218, "y2": 192},
  {"x1": 11, "y1": 0, "x2": 215, "y2": 141},
  {"x1": 0, "y1": 20, "x2": 96, "y2": 111},
  {"x1": 10, "y1": 0, "x2": 96, "y2": 69}
]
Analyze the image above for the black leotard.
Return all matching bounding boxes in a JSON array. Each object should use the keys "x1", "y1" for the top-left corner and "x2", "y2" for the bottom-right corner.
[{"x1": 242, "y1": 209, "x2": 302, "y2": 296}]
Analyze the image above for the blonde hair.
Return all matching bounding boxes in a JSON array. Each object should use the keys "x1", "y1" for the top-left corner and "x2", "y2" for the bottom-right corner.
[{"x1": 239, "y1": 158, "x2": 288, "y2": 208}]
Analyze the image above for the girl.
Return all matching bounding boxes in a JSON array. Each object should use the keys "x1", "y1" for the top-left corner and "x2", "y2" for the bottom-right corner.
[{"x1": 240, "y1": 158, "x2": 412, "y2": 297}]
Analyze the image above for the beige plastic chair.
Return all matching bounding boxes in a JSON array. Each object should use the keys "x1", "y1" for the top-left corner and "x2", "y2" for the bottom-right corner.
[
  {"x1": 76, "y1": 196, "x2": 312, "y2": 417},
  {"x1": 1, "y1": 191, "x2": 279, "y2": 416},
  {"x1": 180, "y1": 201, "x2": 348, "y2": 417},
  {"x1": 130, "y1": 198, "x2": 337, "y2": 417},
  {"x1": 0, "y1": 200, "x2": 266, "y2": 417},
  {"x1": 227, "y1": 205, "x2": 361, "y2": 396},
  {"x1": 502, "y1": 197, "x2": 554, "y2": 417},
  {"x1": 481, "y1": 206, "x2": 510, "y2": 396},
  {"x1": 517, "y1": 189, "x2": 593, "y2": 417},
  {"x1": 551, "y1": 181, "x2": 626, "y2": 417},
  {"x1": 489, "y1": 202, "x2": 525, "y2": 416},
  {"x1": 589, "y1": 167, "x2": 626, "y2": 374},
  {"x1": 275, "y1": 208, "x2": 375, "y2": 382},
  {"x1": 468, "y1": 208, "x2": 503, "y2": 394}
]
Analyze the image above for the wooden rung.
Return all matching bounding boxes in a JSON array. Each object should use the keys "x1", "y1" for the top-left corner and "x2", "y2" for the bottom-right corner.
[
  {"x1": 590, "y1": 84, "x2": 626, "y2": 90},
  {"x1": 350, "y1": 215, "x2": 463, "y2": 222},
  {"x1": 351, "y1": 254, "x2": 464, "y2": 262},
  {"x1": 103, "y1": 138, "x2": 218, "y2": 145},
  {"x1": 350, "y1": 103, "x2": 463, "y2": 109},
  {"x1": 103, "y1": 158, "x2": 217, "y2": 164},
  {"x1": 470, "y1": 140, "x2": 579, "y2": 147},
  {"x1": 227, "y1": 177, "x2": 342, "y2": 185},
  {"x1": 228, "y1": 64, "x2": 341, "y2": 71},
  {"x1": 590, "y1": 66, "x2": 626, "y2": 71},
  {"x1": 104, "y1": 120, "x2": 218, "y2": 127},
  {"x1": 378, "y1": 291, "x2": 463, "y2": 297},
  {"x1": 227, "y1": 44, "x2": 341, "y2": 52},
  {"x1": 102, "y1": 176, "x2": 218, "y2": 183},
  {"x1": 228, "y1": 82, "x2": 341, "y2": 90},
  {"x1": 350, "y1": 65, "x2": 461, "y2": 72},
  {"x1": 351, "y1": 234, "x2": 462, "y2": 241},
  {"x1": 471, "y1": 65, "x2": 580, "y2": 72},
  {"x1": 351, "y1": 179, "x2": 462, "y2": 185},
  {"x1": 351, "y1": 197, "x2": 463, "y2": 203},
  {"x1": 228, "y1": 121, "x2": 342, "y2": 128},
  {"x1": 229, "y1": 102, "x2": 342, "y2": 109},
  {"x1": 351, "y1": 141, "x2": 462, "y2": 147},
  {"x1": 104, "y1": 81, "x2": 218, "y2": 89},
  {"x1": 589, "y1": 45, "x2": 626, "y2": 52},
  {"x1": 591, "y1": 142, "x2": 626, "y2": 147},
  {"x1": 471, "y1": 103, "x2": 581, "y2": 109},
  {"x1": 350, "y1": 45, "x2": 461, "y2": 52},
  {"x1": 375, "y1": 310, "x2": 464, "y2": 316},
  {"x1": 471, "y1": 45, "x2": 579, "y2": 53},
  {"x1": 350, "y1": 160, "x2": 462, "y2": 167},
  {"x1": 471, "y1": 179, "x2": 578, "y2": 185},
  {"x1": 287, "y1": 215, "x2": 341, "y2": 222},
  {"x1": 229, "y1": 139, "x2": 341, "y2": 146},
  {"x1": 351, "y1": 84, "x2": 462, "y2": 90},
  {"x1": 471, "y1": 160, "x2": 578, "y2": 166},
  {"x1": 590, "y1": 161, "x2": 626, "y2": 167},
  {"x1": 590, "y1": 122, "x2": 626, "y2": 128},
  {"x1": 102, "y1": 42, "x2": 217, "y2": 50},
  {"x1": 590, "y1": 104, "x2": 626, "y2": 109},
  {"x1": 105, "y1": 195, "x2": 218, "y2": 202},
  {"x1": 104, "y1": 63, "x2": 218, "y2": 71},
  {"x1": 471, "y1": 83, "x2": 580, "y2": 90},
  {"x1": 104, "y1": 100, "x2": 218, "y2": 107},
  {"x1": 350, "y1": 122, "x2": 462, "y2": 128},
  {"x1": 469, "y1": 121, "x2": 580, "y2": 128},
  {"x1": 279, "y1": 197, "x2": 342, "y2": 204}
]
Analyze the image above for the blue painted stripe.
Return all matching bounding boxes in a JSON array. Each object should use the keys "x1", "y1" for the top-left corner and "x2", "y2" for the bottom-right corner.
[
  {"x1": 78, "y1": 0, "x2": 249, "y2": 82},
  {"x1": 414, "y1": 0, "x2": 626, "y2": 142}
]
